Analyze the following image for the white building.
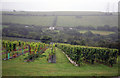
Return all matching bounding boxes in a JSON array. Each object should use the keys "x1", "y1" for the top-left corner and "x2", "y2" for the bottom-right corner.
[
  {"x1": 49, "y1": 27, "x2": 55, "y2": 30},
  {"x1": 69, "y1": 27, "x2": 73, "y2": 30},
  {"x1": 25, "y1": 26, "x2": 29, "y2": 27}
]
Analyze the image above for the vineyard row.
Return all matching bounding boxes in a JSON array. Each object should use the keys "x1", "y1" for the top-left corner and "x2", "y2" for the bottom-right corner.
[{"x1": 57, "y1": 43, "x2": 119, "y2": 67}]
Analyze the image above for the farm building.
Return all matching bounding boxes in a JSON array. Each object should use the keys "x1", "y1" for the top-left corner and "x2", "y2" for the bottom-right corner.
[{"x1": 49, "y1": 27, "x2": 55, "y2": 30}]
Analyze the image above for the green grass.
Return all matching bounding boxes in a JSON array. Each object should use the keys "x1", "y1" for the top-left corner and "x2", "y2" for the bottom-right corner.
[
  {"x1": 2, "y1": 48, "x2": 118, "y2": 76},
  {"x1": 2, "y1": 11, "x2": 118, "y2": 27},
  {"x1": 2, "y1": 25, "x2": 9, "y2": 28},
  {"x1": 79, "y1": 30, "x2": 115, "y2": 35},
  {"x1": 57, "y1": 16, "x2": 117, "y2": 27},
  {"x1": 2, "y1": 15, "x2": 54, "y2": 26}
]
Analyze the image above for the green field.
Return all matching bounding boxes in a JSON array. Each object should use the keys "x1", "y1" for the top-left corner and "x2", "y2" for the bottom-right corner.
[
  {"x1": 2, "y1": 11, "x2": 118, "y2": 27},
  {"x1": 2, "y1": 48, "x2": 118, "y2": 76},
  {"x1": 79, "y1": 30, "x2": 115, "y2": 35},
  {"x1": 2, "y1": 15, "x2": 54, "y2": 26},
  {"x1": 57, "y1": 16, "x2": 117, "y2": 27}
]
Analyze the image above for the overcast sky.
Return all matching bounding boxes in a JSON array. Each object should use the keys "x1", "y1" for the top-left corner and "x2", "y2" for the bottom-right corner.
[{"x1": 1, "y1": 0, "x2": 119, "y2": 12}]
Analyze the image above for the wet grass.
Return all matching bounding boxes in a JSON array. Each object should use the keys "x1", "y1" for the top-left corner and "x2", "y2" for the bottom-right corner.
[{"x1": 2, "y1": 48, "x2": 119, "y2": 76}]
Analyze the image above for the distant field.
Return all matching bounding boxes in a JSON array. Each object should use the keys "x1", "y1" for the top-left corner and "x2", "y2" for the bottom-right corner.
[
  {"x1": 2, "y1": 11, "x2": 118, "y2": 27},
  {"x1": 79, "y1": 30, "x2": 115, "y2": 35},
  {"x1": 2, "y1": 15, "x2": 54, "y2": 26},
  {"x1": 2, "y1": 11, "x2": 118, "y2": 16},
  {"x1": 57, "y1": 16, "x2": 117, "y2": 27}
]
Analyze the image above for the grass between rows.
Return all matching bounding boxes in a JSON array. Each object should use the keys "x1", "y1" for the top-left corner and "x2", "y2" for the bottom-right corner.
[{"x1": 2, "y1": 48, "x2": 119, "y2": 76}]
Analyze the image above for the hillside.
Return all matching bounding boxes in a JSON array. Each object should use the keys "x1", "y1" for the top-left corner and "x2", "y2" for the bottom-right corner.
[
  {"x1": 2, "y1": 11, "x2": 118, "y2": 27},
  {"x1": 2, "y1": 40, "x2": 119, "y2": 76}
]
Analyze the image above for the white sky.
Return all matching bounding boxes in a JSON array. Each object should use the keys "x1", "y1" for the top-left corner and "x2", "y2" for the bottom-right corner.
[{"x1": 1, "y1": 0, "x2": 120, "y2": 12}]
